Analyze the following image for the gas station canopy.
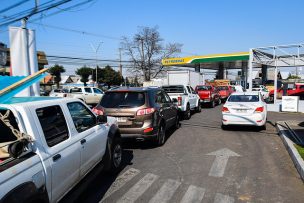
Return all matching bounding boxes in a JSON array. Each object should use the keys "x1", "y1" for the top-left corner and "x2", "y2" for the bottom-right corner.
[{"x1": 162, "y1": 52, "x2": 249, "y2": 70}]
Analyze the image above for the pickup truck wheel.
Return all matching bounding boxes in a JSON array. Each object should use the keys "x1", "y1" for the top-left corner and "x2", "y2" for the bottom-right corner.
[
  {"x1": 184, "y1": 104, "x2": 191, "y2": 120},
  {"x1": 104, "y1": 137, "x2": 122, "y2": 173}
]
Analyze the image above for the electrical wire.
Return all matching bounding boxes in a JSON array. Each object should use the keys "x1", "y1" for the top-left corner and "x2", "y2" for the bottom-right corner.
[{"x1": 0, "y1": 0, "x2": 31, "y2": 14}]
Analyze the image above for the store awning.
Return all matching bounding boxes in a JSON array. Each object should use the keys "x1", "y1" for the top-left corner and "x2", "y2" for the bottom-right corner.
[{"x1": 0, "y1": 68, "x2": 48, "y2": 103}]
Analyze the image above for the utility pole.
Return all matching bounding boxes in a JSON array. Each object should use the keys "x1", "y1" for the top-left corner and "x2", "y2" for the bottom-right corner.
[
  {"x1": 138, "y1": 37, "x2": 146, "y2": 80},
  {"x1": 119, "y1": 48, "x2": 122, "y2": 75},
  {"x1": 90, "y1": 42, "x2": 102, "y2": 87}
]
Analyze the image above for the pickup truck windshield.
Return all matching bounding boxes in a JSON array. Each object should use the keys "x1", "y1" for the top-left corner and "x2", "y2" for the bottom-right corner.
[
  {"x1": 100, "y1": 92, "x2": 145, "y2": 108},
  {"x1": 218, "y1": 86, "x2": 229, "y2": 90},
  {"x1": 228, "y1": 95, "x2": 259, "y2": 102},
  {"x1": 196, "y1": 86, "x2": 211, "y2": 91},
  {"x1": 162, "y1": 86, "x2": 184, "y2": 93}
]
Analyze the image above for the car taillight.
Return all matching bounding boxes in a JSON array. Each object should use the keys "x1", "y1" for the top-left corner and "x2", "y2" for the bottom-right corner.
[
  {"x1": 222, "y1": 106, "x2": 230, "y2": 113},
  {"x1": 136, "y1": 108, "x2": 155, "y2": 116},
  {"x1": 255, "y1": 106, "x2": 264, "y2": 113},
  {"x1": 177, "y1": 96, "x2": 182, "y2": 106},
  {"x1": 92, "y1": 106, "x2": 104, "y2": 115}
]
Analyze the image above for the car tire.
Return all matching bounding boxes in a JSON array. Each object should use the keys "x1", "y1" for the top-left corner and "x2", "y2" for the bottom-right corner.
[
  {"x1": 184, "y1": 104, "x2": 191, "y2": 120},
  {"x1": 221, "y1": 124, "x2": 228, "y2": 130},
  {"x1": 259, "y1": 124, "x2": 266, "y2": 130},
  {"x1": 210, "y1": 100, "x2": 215, "y2": 108},
  {"x1": 156, "y1": 124, "x2": 166, "y2": 146},
  {"x1": 217, "y1": 98, "x2": 222, "y2": 105},
  {"x1": 104, "y1": 136, "x2": 122, "y2": 173},
  {"x1": 174, "y1": 115, "x2": 180, "y2": 129},
  {"x1": 196, "y1": 102, "x2": 202, "y2": 113}
]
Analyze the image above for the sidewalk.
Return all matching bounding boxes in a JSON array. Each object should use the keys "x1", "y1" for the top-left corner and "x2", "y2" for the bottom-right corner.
[{"x1": 276, "y1": 120, "x2": 304, "y2": 181}]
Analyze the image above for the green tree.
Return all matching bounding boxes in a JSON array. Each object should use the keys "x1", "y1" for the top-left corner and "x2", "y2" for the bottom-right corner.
[
  {"x1": 99, "y1": 65, "x2": 123, "y2": 88},
  {"x1": 75, "y1": 66, "x2": 92, "y2": 86},
  {"x1": 287, "y1": 73, "x2": 301, "y2": 79},
  {"x1": 48, "y1": 64, "x2": 65, "y2": 88}
]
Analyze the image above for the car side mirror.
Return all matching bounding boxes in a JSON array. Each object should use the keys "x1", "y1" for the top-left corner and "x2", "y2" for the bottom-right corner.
[{"x1": 97, "y1": 115, "x2": 107, "y2": 124}]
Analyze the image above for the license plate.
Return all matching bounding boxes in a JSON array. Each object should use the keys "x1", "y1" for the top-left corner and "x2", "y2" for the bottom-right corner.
[
  {"x1": 116, "y1": 117, "x2": 127, "y2": 122},
  {"x1": 237, "y1": 109, "x2": 247, "y2": 113}
]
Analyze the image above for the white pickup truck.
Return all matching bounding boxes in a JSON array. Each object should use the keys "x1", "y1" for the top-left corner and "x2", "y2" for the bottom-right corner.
[
  {"x1": 162, "y1": 85, "x2": 201, "y2": 119},
  {"x1": 50, "y1": 87, "x2": 104, "y2": 105},
  {"x1": 0, "y1": 97, "x2": 122, "y2": 203}
]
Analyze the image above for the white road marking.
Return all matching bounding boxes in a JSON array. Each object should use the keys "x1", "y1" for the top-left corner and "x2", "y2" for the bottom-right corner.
[
  {"x1": 100, "y1": 168, "x2": 140, "y2": 202},
  {"x1": 149, "y1": 179, "x2": 181, "y2": 203},
  {"x1": 180, "y1": 185, "x2": 206, "y2": 203},
  {"x1": 116, "y1": 173, "x2": 159, "y2": 203},
  {"x1": 207, "y1": 148, "x2": 241, "y2": 177},
  {"x1": 214, "y1": 193, "x2": 235, "y2": 203}
]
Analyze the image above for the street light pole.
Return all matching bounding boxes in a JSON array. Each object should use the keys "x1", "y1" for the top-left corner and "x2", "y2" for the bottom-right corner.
[{"x1": 90, "y1": 42, "x2": 102, "y2": 87}]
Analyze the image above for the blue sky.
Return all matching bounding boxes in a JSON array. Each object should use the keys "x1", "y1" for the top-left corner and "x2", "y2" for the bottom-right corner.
[{"x1": 1, "y1": 0, "x2": 304, "y2": 75}]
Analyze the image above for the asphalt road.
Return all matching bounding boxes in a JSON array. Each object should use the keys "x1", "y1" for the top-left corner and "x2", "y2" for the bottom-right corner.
[{"x1": 61, "y1": 105, "x2": 304, "y2": 203}]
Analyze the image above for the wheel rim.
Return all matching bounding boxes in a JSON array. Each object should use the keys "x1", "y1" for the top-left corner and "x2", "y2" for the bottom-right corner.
[{"x1": 113, "y1": 144, "x2": 122, "y2": 168}]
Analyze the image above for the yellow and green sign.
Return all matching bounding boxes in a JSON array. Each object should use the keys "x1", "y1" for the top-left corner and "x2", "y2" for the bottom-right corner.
[{"x1": 162, "y1": 52, "x2": 249, "y2": 66}]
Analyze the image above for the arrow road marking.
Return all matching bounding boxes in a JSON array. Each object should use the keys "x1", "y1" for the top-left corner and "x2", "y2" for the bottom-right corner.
[{"x1": 207, "y1": 148, "x2": 240, "y2": 178}]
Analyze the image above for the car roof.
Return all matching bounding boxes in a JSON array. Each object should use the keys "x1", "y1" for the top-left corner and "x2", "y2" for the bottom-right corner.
[
  {"x1": 231, "y1": 91, "x2": 259, "y2": 96},
  {"x1": 107, "y1": 86, "x2": 160, "y2": 92}
]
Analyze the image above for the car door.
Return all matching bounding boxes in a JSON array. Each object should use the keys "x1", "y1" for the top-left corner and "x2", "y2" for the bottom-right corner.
[
  {"x1": 93, "y1": 88, "x2": 104, "y2": 103},
  {"x1": 163, "y1": 91, "x2": 177, "y2": 127},
  {"x1": 66, "y1": 101, "x2": 107, "y2": 177},
  {"x1": 83, "y1": 87, "x2": 94, "y2": 104},
  {"x1": 34, "y1": 105, "x2": 81, "y2": 202},
  {"x1": 155, "y1": 90, "x2": 172, "y2": 128},
  {"x1": 187, "y1": 86, "x2": 196, "y2": 108}
]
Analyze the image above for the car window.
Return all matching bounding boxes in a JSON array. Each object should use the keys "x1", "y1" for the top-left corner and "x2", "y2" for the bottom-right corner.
[
  {"x1": 228, "y1": 95, "x2": 260, "y2": 102},
  {"x1": 84, "y1": 88, "x2": 92, "y2": 93},
  {"x1": 190, "y1": 86, "x2": 195, "y2": 94},
  {"x1": 93, "y1": 88, "x2": 103, "y2": 94},
  {"x1": 100, "y1": 92, "x2": 145, "y2": 108},
  {"x1": 36, "y1": 105, "x2": 69, "y2": 147},
  {"x1": 300, "y1": 85, "x2": 304, "y2": 90},
  {"x1": 162, "y1": 86, "x2": 185, "y2": 93},
  {"x1": 186, "y1": 86, "x2": 191, "y2": 93},
  {"x1": 163, "y1": 91, "x2": 171, "y2": 103},
  {"x1": 67, "y1": 102, "x2": 96, "y2": 133},
  {"x1": 196, "y1": 86, "x2": 212, "y2": 91},
  {"x1": 70, "y1": 88, "x2": 82, "y2": 93},
  {"x1": 155, "y1": 91, "x2": 167, "y2": 104}
]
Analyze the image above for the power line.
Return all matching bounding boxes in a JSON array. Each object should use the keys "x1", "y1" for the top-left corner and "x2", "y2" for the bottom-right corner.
[
  {"x1": 46, "y1": 55, "x2": 133, "y2": 63},
  {"x1": 0, "y1": 0, "x2": 31, "y2": 14}
]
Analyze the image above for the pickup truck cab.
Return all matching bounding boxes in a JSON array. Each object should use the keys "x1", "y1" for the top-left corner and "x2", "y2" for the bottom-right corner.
[
  {"x1": 218, "y1": 85, "x2": 233, "y2": 101},
  {"x1": 195, "y1": 85, "x2": 221, "y2": 108},
  {"x1": 50, "y1": 87, "x2": 104, "y2": 105},
  {"x1": 269, "y1": 83, "x2": 304, "y2": 101},
  {"x1": 162, "y1": 85, "x2": 201, "y2": 120},
  {"x1": 0, "y1": 97, "x2": 122, "y2": 203}
]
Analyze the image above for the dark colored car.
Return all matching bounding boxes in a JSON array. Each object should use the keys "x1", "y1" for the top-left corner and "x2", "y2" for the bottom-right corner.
[
  {"x1": 195, "y1": 85, "x2": 221, "y2": 107},
  {"x1": 93, "y1": 87, "x2": 179, "y2": 146}
]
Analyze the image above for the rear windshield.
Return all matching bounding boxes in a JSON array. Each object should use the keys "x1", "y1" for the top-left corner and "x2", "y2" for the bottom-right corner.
[
  {"x1": 162, "y1": 86, "x2": 184, "y2": 93},
  {"x1": 228, "y1": 95, "x2": 259, "y2": 102},
  {"x1": 218, "y1": 86, "x2": 229, "y2": 90},
  {"x1": 100, "y1": 92, "x2": 145, "y2": 108},
  {"x1": 196, "y1": 86, "x2": 211, "y2": 91}
]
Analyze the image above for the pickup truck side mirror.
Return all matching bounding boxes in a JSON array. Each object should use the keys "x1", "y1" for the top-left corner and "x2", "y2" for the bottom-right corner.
[{"x1": 97, "y1": 115, "x2": 107, "y2": 124}]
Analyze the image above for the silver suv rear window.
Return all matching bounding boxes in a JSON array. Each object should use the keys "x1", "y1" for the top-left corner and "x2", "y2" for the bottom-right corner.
[{"x1": 100, "y1": 92, "x2": 145, "y2": 108}]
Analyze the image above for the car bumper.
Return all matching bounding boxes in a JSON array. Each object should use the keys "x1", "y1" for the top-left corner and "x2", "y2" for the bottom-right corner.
[
  {"x1": 222, "y1": 113, "x2": 266, "y2": 126},
  {"x1": 200, "y1": 99, "x2": 211, "y2": 103},
  {"x1": 120, "y1": 127, "x2": 158, "y2": 140}
]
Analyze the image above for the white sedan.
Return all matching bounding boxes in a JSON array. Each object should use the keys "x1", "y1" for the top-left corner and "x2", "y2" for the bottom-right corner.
[{"x1": 221, "y1": 92, "x2": 267, "y2": 130}]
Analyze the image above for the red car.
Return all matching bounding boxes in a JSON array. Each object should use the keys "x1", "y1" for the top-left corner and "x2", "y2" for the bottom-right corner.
[
  {"x1": 217, "y1": 86, "x2": 233, "y2": 101},
  {"x1": 269, "y1": 83, "x2": 304, "y2": 101},
  {"x1": 195, "y1": 85, "x2": 221, "y2": 107}
]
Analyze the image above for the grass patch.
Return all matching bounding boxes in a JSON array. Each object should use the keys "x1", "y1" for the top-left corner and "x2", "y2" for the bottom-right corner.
[{"x1": 294, "y1": 144, "x2": 304, "y2": 160}]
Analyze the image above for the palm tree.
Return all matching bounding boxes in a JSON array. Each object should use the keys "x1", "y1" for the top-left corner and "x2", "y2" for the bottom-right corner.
[
  {"x1": 48, "y1": 64, "x2": 66, "y2": 89},
  {"x1": 75, "y1": 66, "x2": 92, "y2": 86}
]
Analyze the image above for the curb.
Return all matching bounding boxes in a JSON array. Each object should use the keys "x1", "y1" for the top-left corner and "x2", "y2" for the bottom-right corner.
[{"x1": 276, "y1": 122, "x2": 304, "y2": 181}]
